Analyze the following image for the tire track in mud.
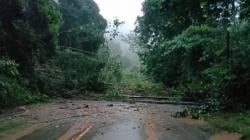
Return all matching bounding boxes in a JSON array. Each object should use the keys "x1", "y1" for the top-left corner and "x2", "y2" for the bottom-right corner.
[{"x1": 144, "y1": 112, "x2": 157, "y2": 140}]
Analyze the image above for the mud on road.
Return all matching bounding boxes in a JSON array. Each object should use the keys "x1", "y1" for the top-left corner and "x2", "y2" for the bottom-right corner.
[{"x1": 0, "y1": 100, "x2": 210, "y2": 140}]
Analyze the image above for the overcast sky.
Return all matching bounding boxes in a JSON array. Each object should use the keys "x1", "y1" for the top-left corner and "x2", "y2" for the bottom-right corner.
[{"x1": 94, "y1": 0, "x2": 144, "y2": 34}]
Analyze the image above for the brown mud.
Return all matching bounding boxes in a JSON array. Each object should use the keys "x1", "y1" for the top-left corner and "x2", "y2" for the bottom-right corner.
[
  {"x1": 0, "y1": 100, "x2": 212, "y2": 140},
  {"x1": 209, "y1": 132, "x2": 242, "y2": 140}
]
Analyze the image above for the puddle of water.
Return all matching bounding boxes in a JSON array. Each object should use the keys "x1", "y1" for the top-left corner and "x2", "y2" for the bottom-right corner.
[
  {"x1": 83, "y1": 118, "x2": 145, "y2": 140},
  {"x1": 209, "y1": 132, "x2": 242, "y2": 140}
]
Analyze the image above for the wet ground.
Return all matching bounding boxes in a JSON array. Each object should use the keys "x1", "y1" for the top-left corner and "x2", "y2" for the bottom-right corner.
[
  {"x1": 0, "y1": 100, "x2": 212, "y2": 140},
  {"x1": 209, "y1": 133, "x2": 242, "y2": 140}
]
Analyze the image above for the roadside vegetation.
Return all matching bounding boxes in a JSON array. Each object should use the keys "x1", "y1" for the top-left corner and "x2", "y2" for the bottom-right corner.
[
  {"x1": 1, "y1": 0, "x2": 250, "y2": 138},
  {"x1": 206, "y1": 112, "x2": 250, "y2": 140},
  {"x1": 135, "y1": 0, "x2": 250, "y2": 138},
  {"x1": 0, "y1": 0, "x2": 120, "y2": 108},
  {"x1": 0, "y1": 0, "x2": 160, "y2": 108},
  {"x1": 103, "y1": 69, "x2": 167, "y2": 101},
  {"x1": 0, "y1": 120, "x2": 26, "y2": 134}
]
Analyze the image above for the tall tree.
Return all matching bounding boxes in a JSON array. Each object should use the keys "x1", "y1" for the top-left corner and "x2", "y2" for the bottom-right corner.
[
  {"x1": 58, "y1": 0, "x2": 107, "y2": 52},
  {"x1": 136, "y1": 0, "x2": 240, "y2": 45},
  {"x1": 0, "y1": 0, "x2": 62, "y2": 74},
  {"x1": 241, "y1": 0, "x2": 250, "y2": 19}
]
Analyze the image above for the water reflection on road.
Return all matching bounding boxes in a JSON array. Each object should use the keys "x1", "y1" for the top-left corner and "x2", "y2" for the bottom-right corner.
[
  {"x1": 0, "y1": 101, "x2": 210, "y2": 140},
  {"x1": 84, "y1": 115, "x2": 146, "y2": 140}
]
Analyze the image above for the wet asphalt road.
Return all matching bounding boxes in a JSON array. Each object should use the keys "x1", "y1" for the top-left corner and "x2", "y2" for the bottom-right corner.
[
  {"x1": 0, "y1": 100, "x2": 210, "y2": 140},
  {"x1": 83, "y1": 104, "x2": 208, "y2": 140}
]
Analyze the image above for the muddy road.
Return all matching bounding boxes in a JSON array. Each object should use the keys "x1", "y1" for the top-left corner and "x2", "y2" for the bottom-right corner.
[{"x1": 0, "y1": 100, "x2": 210, "y2": 140}]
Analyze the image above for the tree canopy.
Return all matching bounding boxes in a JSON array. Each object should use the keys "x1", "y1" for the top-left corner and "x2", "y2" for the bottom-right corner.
[
  {"x1": 58, "y1": 0, "x2": 107, "y2": 52},
  {"x1": 136, "y1": 0, "x2": 243, "y2": 44},
  {"x1": 136, "y1": 0, "x2": 250, "y2": 110},
  {"x1": 0, "y1": 0, "x2": 112, "y2": 107},
  {"x1": 0, "y1": 0, "x2": 62, "y2": 73}
]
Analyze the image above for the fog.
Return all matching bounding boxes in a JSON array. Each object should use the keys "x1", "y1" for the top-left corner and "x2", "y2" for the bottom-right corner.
[
  {"x1": 94, "y1": 0, "x2": 144, "y2": 34},
  {"x1": 94, "y1": 0, "x2": 144, "y2": 70}
]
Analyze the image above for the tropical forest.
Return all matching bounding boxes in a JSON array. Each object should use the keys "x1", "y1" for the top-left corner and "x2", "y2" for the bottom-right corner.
[{"x1": 0, "y1": 0, "x2": 250, "y2": 140}]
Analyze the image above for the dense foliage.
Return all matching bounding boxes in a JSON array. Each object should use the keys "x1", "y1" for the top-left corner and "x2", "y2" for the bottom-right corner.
[
  {"x1": 0, "y1": 58, "x2": 47, "y2": 107},
  {"x1": 0, "y1": 0, "x2": 118, "y2": 108},
  {"x1": 136, "y1": 0, "x2": 250, "y2": 110},
  {"x1": 0, "y1": 0, "x2": 62, "y2": 74},
  {"x1": 136, "y1": 0, "x2": 241, "y2": 43},
  {"x1": 58, "y1": 0, "x2": 107, "y2": 52},
  {"x1": 35, "y1": 47, "x2": 121, "y2": 98}
]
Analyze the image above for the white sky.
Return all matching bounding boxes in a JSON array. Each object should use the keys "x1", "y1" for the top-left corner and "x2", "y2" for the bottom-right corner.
[{"x1": 94, "y1": 0, "x2": 144, "y2": 34}]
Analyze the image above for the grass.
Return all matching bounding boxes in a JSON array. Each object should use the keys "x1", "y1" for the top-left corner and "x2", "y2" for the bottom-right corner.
[
  {"x1": 101, "y1": 70, "x2": 170, "y2": 102},
  {"x1": 0, "y1": 75, "x2": 49, "y2": 108},
  {"x1": 0, "y1": 120, "x2": 26, "y2": 134},
  {"x1": 119, "y1": 70, "x2": 168, "y2": 97},
  {"x1": 102, "y1": 85, "x2": 128, "y2": 101},
  {"x1": 205, "y1": 112, "x2": 250, "y2": 140}
]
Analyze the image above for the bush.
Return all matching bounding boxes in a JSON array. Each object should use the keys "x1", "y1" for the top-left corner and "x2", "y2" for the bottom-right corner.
[
  {"x1": 98, "y1": 47, "x2": 122, "y2": 84},
  {"x1": 0, "y1": 58, "x2": 47, "y2": 108},
  {"x1": 144, "y1": 26, "x2": 224, "y2": 86},
  {"x1": 57, "y1": 51, "x2": 104, "y2": 90},
  {"x1": 142, "y1": 22, "x2": 250, "y2": 110},
  {"x1": 35, "y1": 49, "x2": 106, "y2": 97},
  {"x1": 0, "y1": 58, "x2": 19, "y2": 77},
  {"x1": 0, "y1": 75, "x2": 47, "y2": 108}
]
